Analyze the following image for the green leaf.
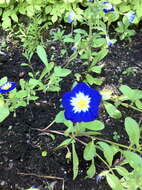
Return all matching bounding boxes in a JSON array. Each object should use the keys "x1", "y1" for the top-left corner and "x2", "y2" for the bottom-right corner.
[
  {"x1": 0, "y1": 100, "x2": 10, "y2": 122},
  {"x1": 11, "y1": 13, "x2": 18, "y2": 22},
  {"x1": 106, "y1": 174, "x2": 125, "y2": 190},
  {"x1": 83, "y1": 141, "x2": 96, "y2": 161},
  {"x1": 125, "y1": 117, "x2": 140, "y2": 147},
  {"x1": 79, "y1": 120, "x2": 104, "y2": 131},
  {"x1": 97, "y1": 142, "x2": 113, "y2": 166},
  {"x1": 54, "y1": 66, "x2": 71, "y2": 77},
  {"x1": 123, "y1": 151, "x2": 142, "y2": 170},
  {"x1": 93, "y1": 38, "x2": 106, "y2": 48},
  {"x1": 39, "y1": 62, "x2": 54, "y2": 80},
  {"x1": 72, "y1": 142, "x2": 79, "y2": 180},
  {"x1": 57, "y1": 138, "x2": 73, "y2": 148},
  {"x1": 86, "y1": 159, "x2": 96, "y2": 178},
  {"x1": 135, "y1": 100, "x2": 142, "y2": 110},
  {"x1": 2, "y1": 16, "x2": 11, "y2": 28},
  {"x1": 21, "y1": 63, "x2": 29, "y2": 67},
  {"x1": 37, "y1": 45, "x2": 48, "y2": 66},
  {"x1": 74, "y1": 29, "x2": 88, "y2": 35},
  {"x1": 85, "y1": 74, "x2": 95, "y2": 85},
  {"x1": 104, "y1": 102, "x2": 122, "y2": 119},
  {"x1": 85, "y1": 74, "x2": 103, "y2": 86},
  {"x1": 115, "y1": 166, "x2": 129, "y2": 177},
  {"x1": 0, "y1": 77, "x2": 7, "y2": 86},
  {"x1": 110, "y1": 0, "x2": 122, "y2": 4},
  {"x1": 29, "y1": 79, "x2": 40, "y2": 88},
  {"x1": 119, "y1": 85, "x2": 136, "y2": 101},
  {"x1": 93, "y1": 77, "x2": 103, "y2": 86},
  {"x1": 90, "y1": 65, "x2": 104, "y2": 74},
  {"x1": 55, "y1": 111, "x2": 66, "y2": 123},
  {"x1": 91, "y1": 48, "x2": 108, "y2": 66}
]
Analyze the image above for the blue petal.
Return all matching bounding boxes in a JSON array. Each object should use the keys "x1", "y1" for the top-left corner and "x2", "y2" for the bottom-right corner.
[
  {"x1": 72, "y1": 82, "x2": 91, "y2": 93},
  {"x1": 68, "y1": 10, "x2": 75, "y2": 23},
  {"x1": 127, "y1": 12, "x2": 135, "y2": 23},
  {"x1": 103, "y1": 2, "x2": 114, "y2": 13},
  {"x1": 0, "y1": 82, "x2": 16, "y2": 94},
  {"x1": 64, "y1": 107, "x2": 99, "y2": 123}
]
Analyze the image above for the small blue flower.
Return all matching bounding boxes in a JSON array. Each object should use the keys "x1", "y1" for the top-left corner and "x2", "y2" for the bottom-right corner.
[
  {"x1": 126, "y1": 11, "x2": 136, "y2": 23},
  {"x1": 103, "y1": 2, "x2": 114, "y2": 13},
  {"x1": 68, "y1": 10, "x2": 75, "y2": 23},
  {"x1": 0, "y1": 82, "x2": 16, "y2": 94},
  {"x1": 71, "y1": 46, "x2": 76, "y2": 51},
  {"x1": 62, "y1": 83, "x2": 102, "y2": 123},
  {"x1": 106, "y1": 37, "x2": 114, "y2": 47}
]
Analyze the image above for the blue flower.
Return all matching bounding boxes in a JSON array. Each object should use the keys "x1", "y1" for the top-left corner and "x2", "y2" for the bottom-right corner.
[
  {"x1": 0, "y1": 82, "x2": 16, "y2": 94},
  {"x1": 103, "y1": 2, "x2": 114, "y2": 13},
  {"x1": 126, "y1": 11, "x2": 136, "y2": 23},
  {"x1": 71, "y1": 46, "x2": 76, "y2": 51},
  {"x1": 62, "y1": 83, "x2": 102, "y2": 123},
  {"x1": 106, "y1": 37, "x2": 114, "y2": 47},
  {"x1": 68, "y1": 10, "x2": 75, "y2": 23}
]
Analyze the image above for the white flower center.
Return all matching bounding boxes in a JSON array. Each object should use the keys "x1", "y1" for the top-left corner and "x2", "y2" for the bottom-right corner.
[
  {"x1": 1, "y1": 82, "x2": 12, "y2": 90},
  {"x1": 70, "y1": 92, "x2": 91, "y2": 113},
  {"x1": 105, "y1": 3, "x2": 112, "y2": 9}
]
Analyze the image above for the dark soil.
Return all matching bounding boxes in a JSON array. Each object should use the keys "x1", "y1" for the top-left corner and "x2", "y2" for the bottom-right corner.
[{"x1": 0, "y1": 29, "x2": 142, "y2": 190}]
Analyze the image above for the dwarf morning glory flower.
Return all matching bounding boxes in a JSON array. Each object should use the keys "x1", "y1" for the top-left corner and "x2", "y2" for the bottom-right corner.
[
  {"x1": 62, "y1": 83, "x2": 102, "y2": 123},
  {"x1": 106, "y1": 37, "x2": 114, "y2": 47},
  {"x1": 103, "y1": 2, "x2": 114, "y2": 13},
  {"x1": 71, "y1": 46, "x2": 76, "y2": 51},
  {"x1": 68, "y1": 10, "x2": 75, "y2": 23},
  {"x1": 0, "y1": 82, "x2": 16, "y2": 94},
  {"x1": 126, "y1": 11, "x2": 136, "y2": 23}
]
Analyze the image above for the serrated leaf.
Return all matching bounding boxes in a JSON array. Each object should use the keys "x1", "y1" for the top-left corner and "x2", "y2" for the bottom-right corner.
[
  {"x1": 83, "y1": 141, "x2": 96, "y2": 161},
  {"x1": 125, "y1": 117, "x2": 140, "y2": 147},
  {"x1": 104, "y1": 102, "x2": 122, "y2": 119}
]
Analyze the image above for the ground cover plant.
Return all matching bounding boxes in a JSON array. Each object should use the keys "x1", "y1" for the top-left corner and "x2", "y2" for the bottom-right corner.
[{"x1": 0, "y1": 0, "x2": 142, "y2": 190}]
